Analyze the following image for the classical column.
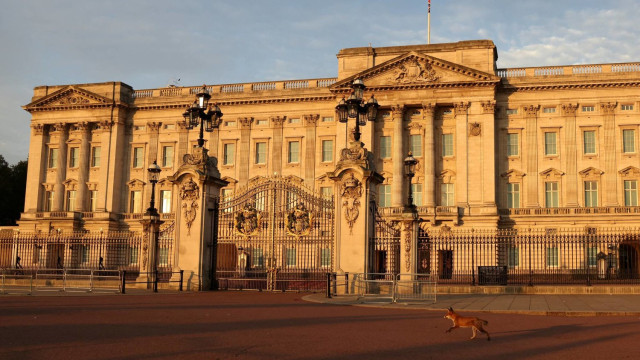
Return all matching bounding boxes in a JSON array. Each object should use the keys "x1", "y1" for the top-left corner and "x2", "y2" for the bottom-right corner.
[
  {"x1": 147, "y1": 122, "x2": 161, "y2": 163},
  {"x1": 52, "y1": 123, "x2": 68, "y2": 212},
  {"x1": 391, "y1": 104, "x2": 405, "y2": 207},
  {"x1": 24, "y1": 123, "x2": 46, "y2": 213},
  {"x1": 454, "y1": 102, "x2": 470, "y2": 208},
  {"x1": 96, "y1": 120, "x2": 113, "y2": 213},
  {"x1": 422, "y1": 103, "x2": 436, "y2": 207},
  {"x1": 304, "y1": 114, "x2": 319, "y2": 187},
  {"x1": 562, "y1": 104, "x2": 579, "y2": 207},
  {"x1": 602, "y1": 102, "x2": 618, "y2": 206},
  {"x1": 238, "y1": 117, "x2": 254, "y2": 186},
  {"x1": 271, "y1": 116, "x2": 285, "y2": 177},
  {"x1": 74, "y1": 122, "x2": 91, "y2": 212},
  {"x1": 177, "y1": 120, "x2": 189, "y2": 161},
  {"x1": 524, "y1": 105, "x2": 540, "y2": 207},
  {"x1": 481, "y1": 101, "x2": 497, "y2": 207}
]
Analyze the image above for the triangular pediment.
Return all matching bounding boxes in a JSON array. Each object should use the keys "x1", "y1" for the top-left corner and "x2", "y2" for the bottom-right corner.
[
  {"x1": 331, "y1": 52, "x2": 499, "y2": 92},
  {"x1": 23, "y1": 86, "x2": 113, "y2": 111},
  {"x1": 501, "y1": 169, "x2": 526, "y2": 181},
  {"x1": 539, "y1": 168, "x2": 565, "y2": 179},
  {"x1": 579, "y1": 167, "x2": 604, "y2": 178},
  {"x1": 619, "y1": 166, "x2": 640, "y2": 177}
]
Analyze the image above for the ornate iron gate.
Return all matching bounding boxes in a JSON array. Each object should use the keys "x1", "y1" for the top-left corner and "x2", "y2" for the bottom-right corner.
[
  {"x1": 369, "y1": 210, "x2": 401, "y2": 276},
  {"x1": 215, "y1": 177, "x2": 334, "y2": 291}
]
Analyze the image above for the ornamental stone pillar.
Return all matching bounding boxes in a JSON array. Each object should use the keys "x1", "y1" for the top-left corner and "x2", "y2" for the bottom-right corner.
[
  {"x1": 169, "y1": 147, "x2": 228, "y2": 291},
  {"x1": 391, "y1": 104, "x2": 405, "y2": 207},
  {"x1": 524, "y1": 105, "x2": 540, "y2": 207},
  {"x1": 271, "y1": 116, "x2": 285, "y2": 177},
  {"x1": 562, "y1": 104, "x2": 579, "y2": 207},
  {"x1": 601, "y1": 102, "x2": 618, "y2": 206},
  {"x1": 422, "y1": 103, "x2": 436, "y2": 207},
  {"x1": 328, "y1": 140, "x2": 383, "y2": 276},
  {"x1": 52, "y1": 123, "x2": 68, "y2": 212},
  {"x1": 24, "y1": 123, "x2": 46, "y2": 213},
  {"x1": 398, "y1": 217, "x2": 418, "y2": 277},
  {"x1": 454, "y1": 102, "x2": 470, "y2": 209},
  {"x1": 238, "y1": 117, "x2": 254, "y2": 186},
  {"x1": 75, "y1": 122, "x2": 91, "y2": 212},
  {"x1": 480, "y1": 101, "x2": 497, "y2": 209},
  {"x1": 177, "y1": 120, "x2": 189, "y2": 164},
  {"x1": 96, "y1": 121, "x2": 113, "y2": 213},
  {"x1": 304, "y1": 114, "x2": 319, "y2": 187}
]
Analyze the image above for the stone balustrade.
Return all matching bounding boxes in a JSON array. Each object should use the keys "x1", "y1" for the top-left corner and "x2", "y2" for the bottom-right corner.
[
  {"x1": 499, "y1": 206, "x2": 640, "y2": 216},
  {"x1": 497, "y1": 62, "x2": 640, "y2": 78}
]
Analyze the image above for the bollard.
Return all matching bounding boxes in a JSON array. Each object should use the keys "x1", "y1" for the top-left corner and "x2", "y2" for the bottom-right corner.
[
  {"x1": 154, "y1": 269, "x2": 158, "y2": 293},
  {"x1": 326, "y1": 273, "x2": 332, "y2": 298},
  {"x1": 121, "y1": 270, "x2": 126, "y2": 294},
  {"x1": 345, "y1": 272, "x2": 349, "y2": 294},
  {"x1": 179, "y1": 270, "x2": 184, "y2": 291},
  {"x1": 332, "y1": 273, "x2": 337, "y2": 295}
]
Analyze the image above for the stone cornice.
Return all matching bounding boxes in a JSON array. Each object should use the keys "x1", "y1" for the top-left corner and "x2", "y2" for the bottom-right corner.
[
  {"x1": 502, "y1": 81, "x2": 640, "y2": 92},
  {"x1": 134, "y1": 96, "x2": 336, "y2": 111},
  {"x1": 332, "y1": 81, "x2": 498, "y2": 95}
]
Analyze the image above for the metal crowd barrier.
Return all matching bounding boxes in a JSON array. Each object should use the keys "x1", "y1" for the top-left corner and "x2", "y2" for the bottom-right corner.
[
  {"x1": 1, "y1": 269, "x2": 122, "y2": 295},
  {"x1": 327, "y1": 272, "x2": 437, "y2": 303}
]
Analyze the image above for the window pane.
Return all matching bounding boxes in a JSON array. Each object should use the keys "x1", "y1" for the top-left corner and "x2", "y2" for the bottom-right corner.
[
  {"x1": 410, "y1": 135, "x2": 422, "y2": 157},
  {"x1": 286, "y1": 248, "x2": 296, "y2": 266},
  {"x1": 322, "y1": 140, "x2": 333, "y2": 162},
  {"x1": 223, "y1": 143, "x2": 235, "y2": 165},
  {"x1": 623, "y1": 129, "x2": 635, "y2": 153},
  {"x1": 255, "y1": 143, "x2": 266, "y2": 164},
  {"x1": 320, "y1": 187, "x2": 333, "y2": 199},
  {"x1": 588, "y1": 247, "x2": 598, "y2": 267},
  {"x1": 160, "y1": 190, "x2": 172, "y2": 213},
  {"x1": 442, "y1": 134, "x2": 453, "y2": 156},
  {"x1": 378, "y1": 185, "x2": 391, "y2": 207},
  {"x1": 131, "y1": 191, "x2": 142, "y2": 213},
  {"x1": 544, "y1": 132, "x2": 557, "y2": 156},
  {"x1": 507, "y1": 183, "x2": 520, "y2": 208},
  {"x1": 508, "y1": 246, "x2": 519, "y2": 267},
  {"x1": 624, "y1": 180, "x2": 638, "y2": 206},
  {"x1": 89, "y1": 190, "x2": 98, "y2": 212},
  {"x1": 547, "y1": 247, "x2": 559, "y2": 267},
  {"x1": 91, "y1": 146, "x2": 101, "y2": 167},
  {"x1": 507, "y1": 134, "x2": 519, "y2": 156},
  {"x1": 584, "y1": 181, "x2": 598, "y2": 207},
  {"x1": 545, "y1": 182, "x2": 559, "y2": 208},
  {"x1": 441, "y1": 183, "x2": 454, "y2": 206},
  {"x1": 66, "y1": 190, "x2": 76, "y2": 211},
  {"x1": 252, "y1": 248, "x2": 264, "y2": 267},
  {"x1": 162, "y1": 146, "x2": 174, "y2": 167},
  {"x1": 583, "y1": 131, "x2": 596, "y2": 154},
  {"x1": 49, "y1": 148, "x2": 58, "y2": 168},
  {"x1": 288, "y1": 141, "x2": 299, "y2": 163},
  {"x1": 321, "y1": 248, "x2": 331, "y2": 267},
  {"x1": 69, "y1": 147, "x2": 79, "y2": 168},
  {"x1": 411, "y1": 183, "x2": 422, "y2": 206},
  {"x1": 380, "y1": 136, "x2": 391, "y2": 158},
  {"x1": 133, "y1": 147, "x2": 143, "y2": 168}
]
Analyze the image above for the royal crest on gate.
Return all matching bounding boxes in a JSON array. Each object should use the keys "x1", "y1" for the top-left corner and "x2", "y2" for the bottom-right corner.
[
  {"x1": 234, "y1": 203, "x2": 263, "y2": 240},
  {"x1": 285, "y1": 203, "x2": 314, "y2": 241}
]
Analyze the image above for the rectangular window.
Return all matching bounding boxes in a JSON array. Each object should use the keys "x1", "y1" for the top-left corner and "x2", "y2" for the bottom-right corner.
[
  {"x1": 507, "y1": 133, "x2": 519, "y2": 156},
  {"x1": 544, "y1": 132, "x2": 557, "y2": 156},
  {"x1": 225, "y1": 121, "x2": 236, "y2": 127},
  {"x1": 289, "y1": 118, "x2": 300, "y2": 124},
  {"x1": 160, "y1": 190, "x2": 172, "y2": 213},
  {"x1": 321, "y1": 140, "x2": 333, "y2": 162},
  {"x1": 320, "y1": 248, "x2": 331, "y2": 267},
  {"x1": 48, "y1": 148, "x2": 58, "y2": 168},
  {"x1": 80, "y1": 245, "x2": 90, "y2": 264},
  {"x1": 162, "y1": 146, "x2": 174, "y2": 167},
  {"x1": 583, "y1": 131, "x2": 596, "y2": 154},
  {"x1": 69, "y1": 147, "x2": 79, "y2": 168},
  {"x1": 584, "y1": 181, "x2": 598, "y2": 207},
  {"x1": 130, "y1": 190, "x2": 142, "y2": 213},
  {"x1": 66, "y1": 190, "x2": 77, "y2": 212},
  {"x1": 223, "y1": 143, "x2": 235, "y2": 165},
  {"x1": 621, "y1": 104, "x2": 634, "y2": 111},
  {"x1": 133, "y1": 147, "x2": 144, "y2": 168},
  {"x1": 442, "y1": 134, "x2": 454, "y2": 157},
  {"x1": 409, "y1": 135, "x2": 422, "y2": 157},
  {"x1": 320, "y1": 186, "x2": 333, "y2": 199},
  {"x1": 89, "y1": 190, "x2": 98, "y2": 212},
  {"x1": 256, "y1": 119, "x2": 268, "y2": 126},
  {"x1": 44, "y1": 191, "x2": 54, "y2": 212},
  {"x1": 545, "y1": 182, "x2": 559, "y2": 208},
  {"x1": 380, "y1": 136, "x2": 391, "y2": 158},
  {"x1": 252, "y1": 248, "x2": 264, "y2": 267},
  {"x1": 411, "y1": 183, "x2": 422, "y2": 206},
  {"x1": 129, "y1": 246, "x2": 139, "y2": 265},
  {"x1": 322, "y1": 117, "x2": 334, "y2": 122},
  {"x1": 378, "y1": 184, "x2": 391, "y2": 207},
  {"x1": 507, "y1": 246, "x2": 519, "y2": 267},
  {"x1": 288, "y1": 141, "x2": 300, "y2": 163},
  {"x1": 441, "y1": 183, "x2": 455, "y2": 206},
  {"x1": 507, "y1": 183, "x2": 520, "y2": 208},
  {"x1": 506, "y1": 109, "x2": 518, "y2": 115},
  {"x1": 587, "y1": 247, "x2": 598, "y2": 267},
  {"x1": 582, "y1": 106, "x2": 595, "y2": 112},
  {"x1": 285, "y1": 248, "x2": 296, "y2": 266},
  {"x1": 158, "y1": 248, "x2": 169, "y2": 266},
  {"x1": 543, "y1": 107, "x2": 556, "y2": 113},
  {"x1": 222, "y1": 189, "x2": 233, "y2": 212},
  {"x1": 623, "y1": 129, "x2": 635, "y2": 153},
  {"x1": 255, "y1": 142, "x2": 267, "y2": 164},
  {"x1": 546, "y1": 247, "x2": 559, "y2": 267},
  {"x1": 91, "y1": 146, "x2": 101, "y2": 167},
  {"x1": 624, "y1": 180, "x2": 638, "y2": 206}
]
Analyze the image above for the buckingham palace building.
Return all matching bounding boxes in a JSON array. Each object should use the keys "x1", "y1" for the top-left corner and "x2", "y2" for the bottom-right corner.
[{"x1": 6, "y1": 39, "x2": 640, "y2": 290}]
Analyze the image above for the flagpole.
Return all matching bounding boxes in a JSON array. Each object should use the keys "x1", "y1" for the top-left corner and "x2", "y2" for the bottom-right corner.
[{"x1": 428, "y1": 0, "x2": 431, "y2": 44}]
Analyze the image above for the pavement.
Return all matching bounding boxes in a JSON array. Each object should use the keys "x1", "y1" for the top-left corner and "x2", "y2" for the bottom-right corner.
[{"x1": 303, "y1": 292, "x2": 640, "y2": 316}]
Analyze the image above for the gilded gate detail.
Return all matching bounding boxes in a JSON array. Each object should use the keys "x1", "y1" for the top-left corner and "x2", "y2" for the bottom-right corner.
[{"x1": 215, "y1": 176, "x2": 334, "y2": 291}]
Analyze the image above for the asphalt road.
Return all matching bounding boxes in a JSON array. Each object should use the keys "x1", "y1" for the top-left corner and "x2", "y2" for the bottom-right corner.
[{"x1": 1, "y1": 291, "x2": 639, "y2": 360}]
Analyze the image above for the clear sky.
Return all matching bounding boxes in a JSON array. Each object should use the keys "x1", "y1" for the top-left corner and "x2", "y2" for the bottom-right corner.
[{"x1": 1, "y1": 0, "x2": 639, "y2": 164}]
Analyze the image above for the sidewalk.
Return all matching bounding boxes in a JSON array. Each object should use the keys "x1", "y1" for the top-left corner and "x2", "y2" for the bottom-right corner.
[{"x1": 303, "y1": 293, "x2": 640, "y2": 316}]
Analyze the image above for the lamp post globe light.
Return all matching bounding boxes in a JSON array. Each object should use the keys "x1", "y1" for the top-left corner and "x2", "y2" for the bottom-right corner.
[
  {"x1": 404, "y1": 151, "x2": 418, "y2": 208},
  {"x1": 335, "y1": 79, "x2": 379, "y2": 142},
  {"x1": 182, "y1": 85, "x2": 223, "y2": 148},
  {"x1": 145, "y1": 160, "x2": 162, "y2": 216}
]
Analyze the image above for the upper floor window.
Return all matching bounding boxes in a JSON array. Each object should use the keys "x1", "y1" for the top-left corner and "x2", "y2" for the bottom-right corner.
[
  {"x1": 255, "y1": 142, "x2": 267, "y2": 164},
  {"x1": 584, "y1": 181, "x2": 598, "y2": 207},
  {"x1": 411, "y1": 183, "x2": 422, "y2": 206},
  {"x1": 223, "y1": 143, "x2": 235, "y2": 165},
  {"x1": 506, "y1": 109, "x2": 518, "y2": 115},
  {"x1": 621, "y1": 104, "x2": 634, "y2": 111},
  {"x1": 130, "y1": 190, "x2": 142, "y2": 213},
  {"x1": 507, "y1": 246, "x2": 519, "y2": 267},
  {"x1": 160, "y1": 190, "x2": 172, "y2": 213},
  {"x1": 582, "y1": 106, "x2": 595, "y2": 112},
  {"x1": 89, "y1": 190, "x2": 98, "y2": 212},
  {"x1": 322, "y1": 117, "x2": 334, "y2": 122},
  {"x1": 162, "y1": 146, "x2": 174, "y2": 167},
  {"x1": 91, "y1": 146, "x2": 101, "y2": 167},
  {"x1": 289, "y1": 118, "x2": 300, "y2": 124},
  {"x1": 507, "y1": 183, "x2": 520, "y2": 208},
  {"x1": 583, "y1": 131, "x2": 596, "y2": 154},
  {"x1": 380, "y1": 136, "x2": 391, "y2": 158},
  {"x1": 442, "y1": 134, "x2": 454, "y2": 157},
  {"x1": 44, "y1": 191, "x2": 54, "y2": 212},
  {"x1": 133, "y1": 147, "x2": 144, "y2": 168},
  {"x1": 320, "y1": 186, "x2": 333, "y2": 199},
  {"x1": 69, "y1": 147, "x2": 79, "y2": 168},
  {"x1": 321, "y1": 140, "x2": 333, "y2": 162},
  {"x1": 66, "y1": 190, "x2": 77, "y2": 212},
  {"x1": 544, "y1": 132, "x2": 557, "y2": 156},
  {"x1": 623, "y1": 129, "x2": 635, "y2": 153},
  {"x1": 543, "y1": 107, "x2": 556, "y2": 113},
  {"x1": 288, "y1": 141, "x2": 300, "y2": 163},
  {"x1": 545, "y1": 182, "x2": 559, "y2": 208},
  {"x1": 506, "y1": 133, "x2": 519, "y2": 156},
  {"x1": 48, "y1": 148, "x2": 58, "y2": 169},
  {"x1": 624, "y1": 180, "x2": 638, "y2": 206},
  {"x1": 441, "y1": 183, "x2": 455, "y2": 206},
  {"x1": 256, "y1": 119, "x2": 268, "y2": 126},
  {"x1": 378, "y1": 184, "x2": 391, "y2": 207},
  {"x1": 410, "y1": 134, "x2": 422, "y2": 157}
]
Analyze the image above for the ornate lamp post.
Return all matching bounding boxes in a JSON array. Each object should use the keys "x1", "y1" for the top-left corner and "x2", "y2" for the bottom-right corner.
[
  {"x1": 335, "y1": 79, "x2": 379, "y2": 142},
  {"x1": 145, "y1": 160, "x2": 161, "y2": 216},
  {"x1": 182, "y1": 85, "x2": 223, "y2": 147},
  {"x1": 404, "y1": 151, "x2": 418, "y2": 208}
]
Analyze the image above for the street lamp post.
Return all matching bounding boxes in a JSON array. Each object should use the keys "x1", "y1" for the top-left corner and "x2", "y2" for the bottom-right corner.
[
  {"x1": 335, "y1": 79, "x2": 379, "y2": 142},
  {"x1": 183, "y1": 85, "x2": 223, "y2": 148},
  {"x1": 404, "y1": 151, "x2": 418, "y2": 209},
  {"x1": 145, "y1": 160, "x2": 162, "y2": 216}
]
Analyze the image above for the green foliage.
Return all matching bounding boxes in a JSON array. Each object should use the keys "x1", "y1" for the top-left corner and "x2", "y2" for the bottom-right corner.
[{"x1": 0, "y1": 155, "x2": 28, "y2": 225}]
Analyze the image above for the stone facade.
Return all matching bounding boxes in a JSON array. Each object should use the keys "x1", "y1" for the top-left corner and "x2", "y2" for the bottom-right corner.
[{"x1": 16, "y1": 40, "x2": 640, "y2": 281}]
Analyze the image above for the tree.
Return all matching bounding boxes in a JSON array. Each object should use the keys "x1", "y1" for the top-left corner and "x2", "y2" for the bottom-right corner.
[{"x1": 0, "y1": 155, "x2": 28, "y2": 226}]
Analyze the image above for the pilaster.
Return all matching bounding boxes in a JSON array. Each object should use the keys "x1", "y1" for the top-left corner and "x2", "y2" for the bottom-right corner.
[
  {"x1": 74, "y1": 122, "x2": 91, "y2": 212},
  {"x1": 601, "y1": 102, "x2": 618, "y2": 206},
  {"x1": 238, "y1": 117, "x2": 254, "y2": 186},
  {"x1": 562, "y1": 104, "x2": 579, "y2": 207},
  {"x1": 24, "y1": 123, "x2": 46, "y2": 213},
  {"x1": 422, "y1": 103, "x2": 436, "y2": 207},
  {"x1": 271, "y1": 116, "x2": 285, "y2": 177},
  {"x1": 480, "y1": 101, "x2": 497, "y2": 208},
  {"x1": 524, "y1": 105, "x2": 540, "y2": 207},
  {"x1": 52, "y1": 123, "x2": 68, "y2": 211},
  {"x1": 454, "y1": 102, "x2": 470, "y2": 209},
  {"x1": 391, "y1": 104, "x2": 405, "y2": 207},
  {"x1": 303, "y1": 114, "x2": 319, "y2": 187}
]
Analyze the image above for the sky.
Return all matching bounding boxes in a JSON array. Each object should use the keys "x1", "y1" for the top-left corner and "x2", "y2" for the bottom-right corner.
[{"x1": 1, "y1": 0, "x2": 639, "y2": 164}]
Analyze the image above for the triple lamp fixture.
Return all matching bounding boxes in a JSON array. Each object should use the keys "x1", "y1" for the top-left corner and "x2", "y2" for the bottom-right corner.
[{"x1": 182, "y1": 85, "x2": 223, "y2": 147}]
